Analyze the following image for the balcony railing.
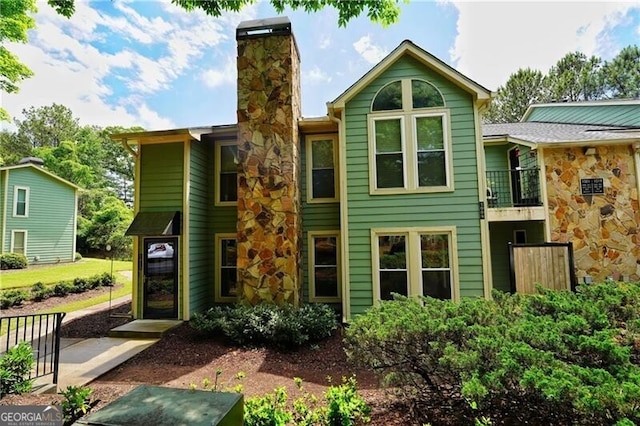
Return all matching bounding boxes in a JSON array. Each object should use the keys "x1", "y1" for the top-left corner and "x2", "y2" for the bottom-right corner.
[{"x1": 486, "y1": 168, "x2": 542, "y2": 208}]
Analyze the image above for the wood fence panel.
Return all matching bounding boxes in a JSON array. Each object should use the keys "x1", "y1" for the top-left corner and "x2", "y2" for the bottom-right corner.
[{"x1": 510, "y1": 243, "x2": 576, "y2": 294}]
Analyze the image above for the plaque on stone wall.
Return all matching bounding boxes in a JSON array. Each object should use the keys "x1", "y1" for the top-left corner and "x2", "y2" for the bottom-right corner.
[{"x1": 580, "y1": 178, "x2": 604, "y2": 195}]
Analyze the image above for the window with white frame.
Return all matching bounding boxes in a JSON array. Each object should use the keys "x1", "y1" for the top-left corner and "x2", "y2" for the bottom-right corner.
[
  {"x1": 306, "y1": 135, "x2": 338, "y2": 202},
  {"x1": 309, "y1": 232, "x2": 340, "y2": 301},
  {"x1": 11, "y1": 230, "x2": 27, "y2": 255},
  {"x1": 369, "y1": 79, "x2": 452, "y2": 193},
  {"x1": 13, "y1": 187, "x2": 29, "y2": 217},
  {"x1": 216, "y1": 141, "x2": 237, "y2": 205},
  {"x1": 373, "y1": 228, "x2": 457, "y2": 301},
  {"x1": 216, "y1": 234, "x2": 237, "y2": 302}
]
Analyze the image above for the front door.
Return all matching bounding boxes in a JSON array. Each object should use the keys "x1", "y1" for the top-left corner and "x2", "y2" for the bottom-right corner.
[
  {"x1": 143, "y1": 237, "x2": 178, "y2": 318},
  {"x1": 509, "y1": 148, "x2": 523, "y2": 206}
]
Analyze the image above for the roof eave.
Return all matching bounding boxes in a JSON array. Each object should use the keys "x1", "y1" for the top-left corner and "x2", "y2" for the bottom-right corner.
[{"x1": 329, "y1": 40, "x2": 492, "y2": 111}]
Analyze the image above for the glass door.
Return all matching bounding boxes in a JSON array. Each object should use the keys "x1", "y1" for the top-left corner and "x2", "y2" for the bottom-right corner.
[{"x1": 143, "y1": 237, "x2": 178, "y2": 318}]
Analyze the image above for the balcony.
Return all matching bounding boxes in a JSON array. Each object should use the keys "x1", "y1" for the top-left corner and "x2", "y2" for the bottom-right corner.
[{"x1": 486, "y1": 168, "x2": 545, "y2": 221}]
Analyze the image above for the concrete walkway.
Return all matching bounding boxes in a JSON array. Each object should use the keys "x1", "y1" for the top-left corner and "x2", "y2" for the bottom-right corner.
[{"x1": 36, "y1": 295, "x2": 179, "y2": 392}]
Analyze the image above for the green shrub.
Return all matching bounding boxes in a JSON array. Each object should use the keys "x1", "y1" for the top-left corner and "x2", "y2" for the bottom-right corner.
[
  {"x1": 243, "y1": 377, "x2": 370, "y2": 426},
  {"x1": 0, "y1": 289, "x2": 30, "y2": 309},
  {"x1": 61, "y1": 385, "x2": 93, "y2": 425},
  {"x1": 0, "y1": 253, "x2": 28, "y2": 270},
  {"x1": 0, "y1": 341, "x2": 35, "y2": 396},
  {"x1": 53, "y1": 281, "x2": 75, "y2": 297},
  {"x1": 344, "y1": 283, "x2": 640, "y2": 425},
  {"x1": 190, "y1": 303, "x2": 338, "y2": 349},
  {"x1": 98, "y1": 272, "x2": 114, "y2": 287},
  {"x1": 74, "y1": 252, "x2": 83, "y2": 261},
  {"x1": 72, "y1": 278, "x2": 89, "y2": 293},
  {"x1": 31, "y1": 282, "x2": 54, "y2": 302}
]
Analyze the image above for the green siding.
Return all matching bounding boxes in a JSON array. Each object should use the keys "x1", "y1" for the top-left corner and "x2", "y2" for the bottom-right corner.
[
  {"x1": 3, "y1": 167, "x2": 76, "y2": 263},
  {"x1": 489, "y1": 221, "x2": 545, "y2": 293},
  {"x1": 189, "y1": 140, "x2": 214, "y2": 316},
  {"x1": 344, "y1": 55, "x2": 484, "y2": 316},
  {"x1": 139, "y1": 143, "x2": 184, "y2": 212},
  {"x1": 139, "y1": 142, "x2": 184, "y2": 317},
  {"x1": 0, "y1": 171, "x2": 5, "y2": 251},
  {"x1": 526, "y1": 104, "x2": 640, "y2": 127},
  {"x1": 300, "y1": 136, "x2": 341, "y2": 305}
]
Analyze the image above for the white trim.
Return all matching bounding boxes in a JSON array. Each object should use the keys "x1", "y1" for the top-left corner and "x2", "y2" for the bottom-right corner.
[
  {"x1": 305, "y1": 134, "x2": 339, "y2": 203},
  {"x1": 10, "y1": 230, "x2": 27, "y2": 256},
  {"x1": 330, "y1": 41, "x2": 492, "y2": 111},
  {"x1": 368, "y1": 109, "x2": 453, "y2": 194},
  {"x1": 538, "y1": 148, "x2": 552, "y2": 242},
  {"x1": 371, "y1": 226, "x2": 459, "y2": 303},
  {"x1": 215, "y1": 233, "x2": 238, "y2": 303},
  {"x1": 132, "y1": 144, "x2": 141, "y2": 319},
  {"x1": 474, "y1": 102, "x2": 492, "y2": 299},
  {"x1": 215, "y1": 139, "x2": 238, "y2": 206},
  {"x1": 308, "y1": 230, "x2": 341, "y2": 303},
  {"x1": 12, "y1": 186, "x2": 29, "y2": 218},
  {"x1": 330, "y1": 108, "x2": 351, "y2": 322},
  {"x1": 0, "y1": 164, "x2": 80, "y2": 190},
  {"x1": 72, "y1": 191, "x2": 78, "y2": 260}
]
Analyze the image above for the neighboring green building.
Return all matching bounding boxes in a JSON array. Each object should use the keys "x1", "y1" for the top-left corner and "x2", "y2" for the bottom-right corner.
[
  {"x1": 0, "y1": 159, "x2": 80, "y2": 266},
  {"x1": 111, "y1": 18, "x2": 493, "y2": 321}
]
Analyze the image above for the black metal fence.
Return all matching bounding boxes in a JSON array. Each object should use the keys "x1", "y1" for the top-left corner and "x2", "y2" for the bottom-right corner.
[
  {"x1": 0, "y1": 312, "x2": 66, "y2": 385},
  {"x1": 486, "y1": 168, "x2": 542, "y2": 208}
]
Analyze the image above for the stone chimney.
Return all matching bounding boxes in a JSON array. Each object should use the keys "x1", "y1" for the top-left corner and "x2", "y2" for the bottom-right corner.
[{"x1": 236, "y1": 17, "x2": 302, "y2": 306}]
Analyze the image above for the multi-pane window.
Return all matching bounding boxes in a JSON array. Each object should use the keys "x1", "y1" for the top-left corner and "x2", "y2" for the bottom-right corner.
[
  {"x1": 369, "y1": 79, "x2": 451, "y2": 193},
  {"x1": 306, "y1": 135, "x2": 338, "y2": 202},
  {"x1": 216, "y1": 141, "x2": 237, "y2": 205},
  {"x1": 374, "y1": 228, "x2": 456, "y2": 301},
  {"x1": 13, "y1": 187, "x2": 29, "y2": 217},
  {"x1": 420, "y1": 234, "x2": 452, "y2": 299},
  {"x1": 377, "y1": 235, "x2": 408, "y2": 300},
  {"x1": 309, "y1": 233, "x2": 340, "y2": 301},
  {"x1": 11, "y1": 231, "x2": 26, "y2": 255},
  {"x1": 216, "y1": 235, "x2": 237, "y2": 302}
]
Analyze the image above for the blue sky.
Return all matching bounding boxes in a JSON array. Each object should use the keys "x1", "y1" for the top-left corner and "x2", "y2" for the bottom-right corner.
[{"x1": 2, "y1": 1, "x2": 639, "y2": 131}]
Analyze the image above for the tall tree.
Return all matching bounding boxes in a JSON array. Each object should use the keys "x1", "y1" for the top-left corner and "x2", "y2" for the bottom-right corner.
[
  {"x1": 0, "y1": 130, "x2": 32, "y2": 165},
  {"x1": 603, "y1": 45, "x2": 640, "y2": 99},
  {"x1": 484, "y1": 69, "x2": 548, "y2": 124},
  {"x1": 546, "y1": 52, "x2": 604, "y2": 102},
  {"x1": 0, "y1": 0, "x2": 37, "y2": 121},
  {"x1": 49, "y1": 0, "x2": 402, "y2": 26},
  {"x1": 15, "y1": 104, "x2": 80, "y2": 148}
]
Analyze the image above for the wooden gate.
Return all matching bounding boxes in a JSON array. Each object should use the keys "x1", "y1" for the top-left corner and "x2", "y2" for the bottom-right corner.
[{"x1": 508, "y1": 242, "x2": 577, "y2": 294}]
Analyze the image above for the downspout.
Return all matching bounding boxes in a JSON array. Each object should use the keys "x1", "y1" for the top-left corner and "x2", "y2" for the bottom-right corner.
[
  {"x1": 328, "y1": 103, "x2": 351, "y2": 322},
  {"x1": 475, "y1": 99, "x2": 493, "y2": 300},
  {"x1": 112, "y1": 136, "x2": 140, "y2": 318},
  {"x1": 120, "y1": 138, "x2": 139, "y2": 159}
]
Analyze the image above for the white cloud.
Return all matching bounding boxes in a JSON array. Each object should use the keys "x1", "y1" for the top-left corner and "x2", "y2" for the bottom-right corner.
[
  {"x1": 303, "y1": 66, "x2": 332, "y2": 84},
  {"x1": 447, "y1": 2, "x2": 639, "y2": 90},
  {"x1": 319, "y1": 34, "x2": 331, "y2": 49},
  {"x1": 200, "y1": 57, "x2": 236, "y2": 88},
  {"x1": 0, "y1": 0, "x2": 253, "y2": 130},
  {"x1": 353, "y1": 35, "x2": 389, "y2": 64}
]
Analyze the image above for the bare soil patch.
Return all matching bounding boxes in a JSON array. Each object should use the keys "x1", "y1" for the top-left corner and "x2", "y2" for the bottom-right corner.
[{"x1": 0, "y1": 300, "x2": 411, "y2": 425}]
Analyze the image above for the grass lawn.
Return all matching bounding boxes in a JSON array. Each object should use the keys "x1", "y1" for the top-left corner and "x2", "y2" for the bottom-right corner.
[
  {"x1": 41, "y1": 271, "x2": 132, "y2": 314},
  {"x1": 1, "y1": 258, "x2": 131, "y2": 290}
]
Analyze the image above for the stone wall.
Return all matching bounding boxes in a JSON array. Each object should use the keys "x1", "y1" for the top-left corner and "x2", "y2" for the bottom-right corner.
[
  {"x1": 545, "y1": 145, "x2": 640, "y2": 281},
  {"x1": 236, "y1": 30, "x2": 302, "y2": 306}
]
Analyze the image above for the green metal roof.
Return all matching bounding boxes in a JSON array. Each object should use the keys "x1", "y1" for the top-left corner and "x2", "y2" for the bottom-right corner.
[{"x1": 522, "y1": 101, "x2": 640, "y2": 127}]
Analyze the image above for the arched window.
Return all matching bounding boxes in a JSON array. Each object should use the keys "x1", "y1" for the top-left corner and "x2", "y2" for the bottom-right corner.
[{"x1": 369, "y1": 79, "x2": 452, "y2": 193}]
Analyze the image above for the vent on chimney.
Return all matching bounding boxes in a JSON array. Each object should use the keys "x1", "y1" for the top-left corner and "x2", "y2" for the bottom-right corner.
[
  {"x1": 236, "y1": 16, "x2": 291, "y2": 40},
  {"x1": 18, "y1": 157, "x2": 45, "y2": 167}
]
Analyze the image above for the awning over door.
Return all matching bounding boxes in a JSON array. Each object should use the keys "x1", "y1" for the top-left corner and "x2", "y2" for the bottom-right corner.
[{"x1": 125, "y1": 211, "x2": 181, "y2": 236}]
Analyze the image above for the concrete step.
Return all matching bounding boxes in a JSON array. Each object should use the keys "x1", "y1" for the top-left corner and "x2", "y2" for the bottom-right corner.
[{"x1": 108, "y1": 319, "x2": 182, "y2": 339}]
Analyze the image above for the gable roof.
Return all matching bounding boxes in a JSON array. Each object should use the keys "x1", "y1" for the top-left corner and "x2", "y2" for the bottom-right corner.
[
  {"x1": 521, "y1": 99, "x2": 640, "y2": 127},
  {"x1": 328, "y1": 40, "x2": 492, "y2": 111},
  {"x1": 0, "y1": 163, "x2": 81, "y2": 190},
  {"x1": 483, "y1": 122, "x2": 640, "y2": 147}
]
